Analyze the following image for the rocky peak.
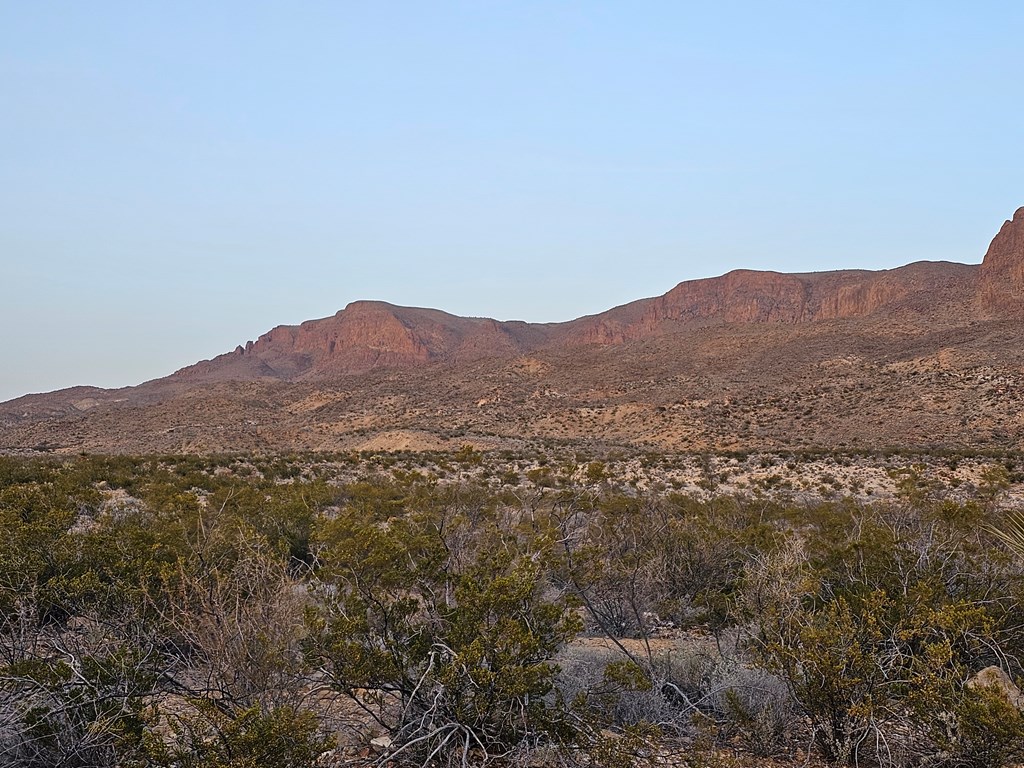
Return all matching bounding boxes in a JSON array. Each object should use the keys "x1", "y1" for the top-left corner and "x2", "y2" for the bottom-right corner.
[
  {"x1": 979, "y1": 206, "x2": 1024, "y2": 315},
  {"x1": 264, "y1": 301, "x2": 434, "y2": 375}
]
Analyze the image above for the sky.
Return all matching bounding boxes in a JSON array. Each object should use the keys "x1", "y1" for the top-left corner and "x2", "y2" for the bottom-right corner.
[{"x1": 2, "y1": 1, "x2": 1023, "y2": 402}]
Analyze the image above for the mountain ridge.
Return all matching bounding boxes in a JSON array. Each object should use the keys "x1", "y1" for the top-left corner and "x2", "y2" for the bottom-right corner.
[
  {"x1": 3, "y1": 207, "x2": 1023, "y2": 454},
  {"x1": 163, "y1": 255, "x2": 995, "y2": 386}
]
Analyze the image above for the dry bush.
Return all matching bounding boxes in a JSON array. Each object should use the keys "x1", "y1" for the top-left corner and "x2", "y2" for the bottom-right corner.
[
  {"x1": 710, "y1": 665, "x2": 795, "y2": 757},
  {"x1": 148, "y1": 527, "x2": 312, "y2": 711}
]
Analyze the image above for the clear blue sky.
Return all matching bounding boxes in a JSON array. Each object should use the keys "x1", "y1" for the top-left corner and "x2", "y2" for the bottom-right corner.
[{"x1": 2, "y1": 2, "x2": 1022, "y2": 402}]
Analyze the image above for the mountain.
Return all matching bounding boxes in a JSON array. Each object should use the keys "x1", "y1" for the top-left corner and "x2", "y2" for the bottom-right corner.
[
  {"x1": 173, "y1": 301, "x2": 552, "y2": 383},
  {"x1": 3, "y1": 207, "x2": 1024, "y2": 455}
]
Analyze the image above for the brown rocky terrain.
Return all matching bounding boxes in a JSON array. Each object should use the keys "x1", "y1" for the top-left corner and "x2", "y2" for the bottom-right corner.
[{"x1": 3, "y1": 207, "x2": 1024, "y2": 455}]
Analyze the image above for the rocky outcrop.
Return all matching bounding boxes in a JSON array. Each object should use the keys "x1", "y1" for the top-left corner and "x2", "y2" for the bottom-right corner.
[
  {"x1": 276, "y1": 301, "x2": 435, "y2": 374},
  {"x1": 567, "y1": 261, "x2": 977, "y2": 345},
  {"x1": 172, "y1": 301, "x2": 543, "y2": 383},
  {"x1": 979, "y1": 206, "x2": 1024, "y2": 316},
  {"x1": 660, "y1": 262, "x2": 977, "y2": 324},
  {"x1": 967, "y1": 666, "x2": 1024, "y2": 709}
]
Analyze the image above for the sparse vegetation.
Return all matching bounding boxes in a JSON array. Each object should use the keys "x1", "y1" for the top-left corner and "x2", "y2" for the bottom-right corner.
[{"x1": 3, "y1": 450, "x2": 1024, "y2": 766}]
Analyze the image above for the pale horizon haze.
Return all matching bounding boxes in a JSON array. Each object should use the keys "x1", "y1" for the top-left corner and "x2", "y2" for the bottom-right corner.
[{"x1": 2, "y1": 2, "x2": 1023, "y2": 402}]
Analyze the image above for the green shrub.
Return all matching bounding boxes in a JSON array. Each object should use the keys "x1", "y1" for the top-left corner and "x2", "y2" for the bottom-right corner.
[{"x1": 151, "y1": 702, "x2": 332, "y2": 768}]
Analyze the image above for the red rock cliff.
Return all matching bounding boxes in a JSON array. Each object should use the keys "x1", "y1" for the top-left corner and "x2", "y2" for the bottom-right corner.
[{"x1": 979, "y1": 207, "x2": 1024, "y2": 316}]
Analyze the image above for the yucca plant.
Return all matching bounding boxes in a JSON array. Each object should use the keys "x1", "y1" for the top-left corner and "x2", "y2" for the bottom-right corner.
[{"x1": 989, "y1": 511, "x2": 1024, "y2": 561}]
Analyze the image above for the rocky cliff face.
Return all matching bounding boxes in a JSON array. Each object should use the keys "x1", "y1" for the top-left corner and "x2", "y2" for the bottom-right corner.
[
  {"x1": 261, "y1": 301, "x2": 435, "y2": 375},
  {"x1": 568, "y1": 260, "x2": 978, "y2": 345},
  {"x1": 174, "y1": 301, "x2": 545, "y2": 383},
  {"x1": 675, "y1": 261, "x2": 977, "y2": 324},
  {"x1": 979, "y1": 207, "x2": 1024, "y2": 316}
]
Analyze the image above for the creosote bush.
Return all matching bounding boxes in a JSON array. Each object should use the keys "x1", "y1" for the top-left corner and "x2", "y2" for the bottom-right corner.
[{"x1": 304, "y1": 499, "x2": 582, "y2": 765}]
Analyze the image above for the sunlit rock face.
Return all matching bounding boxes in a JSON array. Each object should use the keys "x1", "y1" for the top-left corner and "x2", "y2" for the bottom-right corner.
[{"x1": 979, "y1": 207, "x2": 1024, "y2": 317}]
